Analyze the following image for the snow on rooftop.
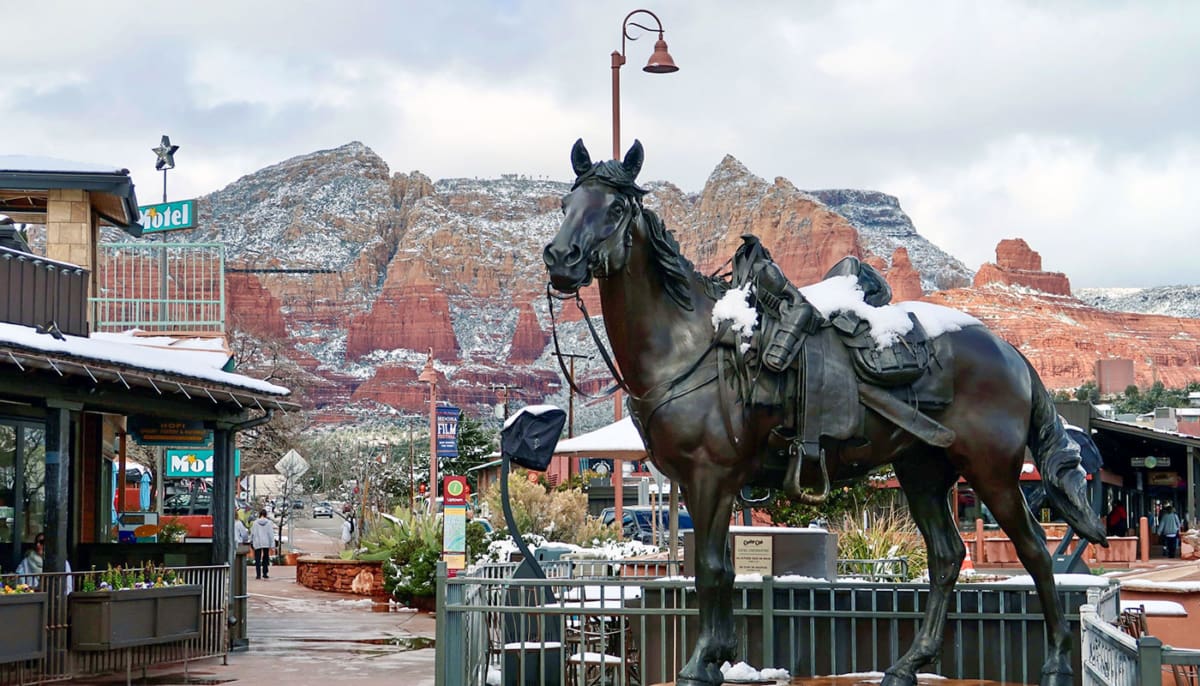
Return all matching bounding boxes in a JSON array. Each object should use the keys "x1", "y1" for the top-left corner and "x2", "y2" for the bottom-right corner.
[
  {"x1": 553, "y1": 416, "x2": 645, "y2": 454},
  {"x1": 0, "y1": 322, "x2": 288, "y2": 395},
  {"x1": 0, "y1": 155, "x2": 126, "y2": 174},
  {"x1": 1121, "y1": 599, "x2": 1187, "y2": 616}
]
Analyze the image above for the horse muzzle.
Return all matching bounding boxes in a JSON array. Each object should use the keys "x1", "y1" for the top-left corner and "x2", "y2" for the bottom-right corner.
[{"x1": 543, "y1": 243, "x2": 593, "y2": 293}]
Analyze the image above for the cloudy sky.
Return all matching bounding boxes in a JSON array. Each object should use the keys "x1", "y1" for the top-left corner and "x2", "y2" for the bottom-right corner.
[{"x1": 3, "y1": 1, "x2": 1196, "y2": 288}]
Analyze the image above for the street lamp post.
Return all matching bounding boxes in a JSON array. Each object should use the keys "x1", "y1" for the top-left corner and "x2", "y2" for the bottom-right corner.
[
  {"x1": 418, "y1": 350, "x2": 438, "y2": 506},
  {"x1": 609, "y1": 9, "x2": 677, "y2": 528},
  {"x1": 611, "y1": 9, "x2": 679, "y2": 160}
]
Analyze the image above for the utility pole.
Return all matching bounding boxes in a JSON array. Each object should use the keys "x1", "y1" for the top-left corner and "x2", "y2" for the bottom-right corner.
[
  {"x1": 557, "y1": 353, "x2": 591, "y2": 438},
  {"x1": 418, "y1": 350, "x2": 438, "y2": 502},
  {"x1": 409, "y1": 424, "x2": 416, "y2": 515}
]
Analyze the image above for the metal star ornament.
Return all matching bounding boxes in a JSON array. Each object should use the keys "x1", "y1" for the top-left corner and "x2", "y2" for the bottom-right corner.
[{"x1": 152, "y1": 135, "x2": 180, "y2": 170}]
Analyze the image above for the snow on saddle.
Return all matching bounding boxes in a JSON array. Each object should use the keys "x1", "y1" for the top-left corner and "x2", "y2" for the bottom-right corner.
[{"x1": 717, "y1": 237, "x2": 984, "y2": 500}]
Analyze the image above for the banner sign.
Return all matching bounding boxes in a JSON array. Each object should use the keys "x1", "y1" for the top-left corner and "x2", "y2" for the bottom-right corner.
[
  {"x1": 165, "y1": 449, "x2": 241, "y2": 478},
  {"x1": 436, "y1": 406, "x2": 461, "y2": 458},
  {"x1": 128, "y1": 417, "x2": 211, "y2": 446},
  {"x1": 139, "y1": 199, "x2": 196, "y2": 233}
]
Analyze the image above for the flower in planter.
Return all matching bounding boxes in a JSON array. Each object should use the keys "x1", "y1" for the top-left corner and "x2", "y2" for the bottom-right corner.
[{"x1": 2, "y1": 583, "x2": 35, "y2": 594}]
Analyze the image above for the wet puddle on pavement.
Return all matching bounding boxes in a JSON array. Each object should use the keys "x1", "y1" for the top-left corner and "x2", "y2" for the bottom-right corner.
[{"x1": 294, "y1": 636, "x2": 435, "y2": 651}]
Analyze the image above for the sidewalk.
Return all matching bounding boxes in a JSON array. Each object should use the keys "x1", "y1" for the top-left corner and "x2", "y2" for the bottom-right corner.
[{"x1": 68, "y1": 527, "x2": 437, "y2": 686}]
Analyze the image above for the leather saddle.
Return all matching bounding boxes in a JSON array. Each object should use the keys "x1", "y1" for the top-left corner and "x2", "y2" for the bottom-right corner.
[{"x1": 725, "y1": 235, "x2": 957, "y2": 501}]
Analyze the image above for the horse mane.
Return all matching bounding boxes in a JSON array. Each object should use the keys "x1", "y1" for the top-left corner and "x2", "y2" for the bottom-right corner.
[{"x1": 641, "y1": 207, "x2": 727, "y2": 311}]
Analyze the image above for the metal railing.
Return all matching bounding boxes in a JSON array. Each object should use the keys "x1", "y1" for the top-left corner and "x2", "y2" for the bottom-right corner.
[
  {"x1": 90, "y1": 242, "x2": 225, "y2": 333},
  {"x1": 0, "y1": 565, "x2": 229, "y2": 685},
  {"x1": 437, "y1": 561, "x2": 1119, "y2": 686},
  {"x1": 1080, "y1": 594, "x2": 1200, "y2": 686}
]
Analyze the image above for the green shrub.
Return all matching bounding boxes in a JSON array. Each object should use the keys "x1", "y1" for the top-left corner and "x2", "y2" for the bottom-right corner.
[
  {"x1": 363, "y1": 509, "x2": 497, "y2": 605},
  {"x1": 483, "y1": 469, "x2": 619, "y2": 546}
]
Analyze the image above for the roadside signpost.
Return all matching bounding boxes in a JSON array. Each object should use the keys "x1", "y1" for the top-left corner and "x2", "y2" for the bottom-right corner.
[{"x1": 442, "y1": 476, "x2": 469, "y2": 571}]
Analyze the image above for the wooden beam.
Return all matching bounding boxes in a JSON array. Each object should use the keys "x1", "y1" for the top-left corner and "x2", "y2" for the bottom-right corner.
[{"x1": 0, "y1": 368, "x2": 251, "y2": 422}]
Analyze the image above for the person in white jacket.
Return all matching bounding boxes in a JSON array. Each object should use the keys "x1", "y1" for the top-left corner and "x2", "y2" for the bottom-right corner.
[{"x1": 249, "y1": 510, "x2": 275, "y2": 579}]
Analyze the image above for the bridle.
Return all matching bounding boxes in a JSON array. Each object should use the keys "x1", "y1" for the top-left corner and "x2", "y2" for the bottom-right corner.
[{"x1": 545, "y1": 187, "x2": 730, "y2": 427}]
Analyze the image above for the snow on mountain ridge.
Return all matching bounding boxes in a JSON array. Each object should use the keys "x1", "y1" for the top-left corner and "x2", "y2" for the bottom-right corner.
[
  {"x1": 807, "y1": 189, "x2": 975, "y2": 292},
  {"x1": 1075, "y1": 287, "x2": 1200, "y2": 319}
]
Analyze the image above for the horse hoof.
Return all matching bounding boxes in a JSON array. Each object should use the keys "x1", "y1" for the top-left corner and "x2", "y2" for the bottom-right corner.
[{"x1": 881, "y1": 671, "x2": 917, "y2": 686}]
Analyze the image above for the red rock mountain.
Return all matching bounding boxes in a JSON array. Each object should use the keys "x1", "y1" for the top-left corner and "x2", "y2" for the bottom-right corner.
[{"x1": 164, "y1": 143, "x2": 1198, "y2": 427}]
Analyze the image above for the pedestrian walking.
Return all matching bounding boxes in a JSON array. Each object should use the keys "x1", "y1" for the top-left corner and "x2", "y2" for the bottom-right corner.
[
  {"x1": 250, "y1": 509, "x2": 274, "y2": 579},
  {"x1": 341, "y1": 514, "x2": 355, "y2": 550},
  {"x1": 234, "y1": 516, "x2": 251, "y2": 546},
  {"x1": 1107, "y1": 502, "x2": 1128, "y2": 537},
  {"x1": 1158, "y1": 504, "x2": 1183, "y2": 558}
]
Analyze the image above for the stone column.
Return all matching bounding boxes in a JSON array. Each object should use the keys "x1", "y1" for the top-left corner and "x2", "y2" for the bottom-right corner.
[{"x1": 44, "y1": 189, "x2": 99, "y2": 324}]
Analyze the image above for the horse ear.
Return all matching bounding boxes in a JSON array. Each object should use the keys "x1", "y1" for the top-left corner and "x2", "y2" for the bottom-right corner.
[
  {"x1": 571, "y1": 139, "x2": 592, "y2": 177},
  {"x1": 623, "y1": 140, "x2": 644, "y2": 179}
]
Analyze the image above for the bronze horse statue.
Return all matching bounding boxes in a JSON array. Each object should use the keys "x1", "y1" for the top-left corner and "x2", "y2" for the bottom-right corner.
[{"x1": 543, "y1": 139, "x2": 1107, "y2": 686}]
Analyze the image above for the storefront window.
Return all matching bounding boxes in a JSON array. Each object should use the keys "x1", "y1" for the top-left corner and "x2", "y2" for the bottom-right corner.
[
  {"x1": 0, "y1": 425, "x2": 13, "y2": 548},
  {"x1": 0, "y1": 420, "x2": 46, "y2": 572}
]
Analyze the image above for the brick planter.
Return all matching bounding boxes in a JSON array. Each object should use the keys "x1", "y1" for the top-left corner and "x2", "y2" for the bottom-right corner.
[{"x1": 296, "y1": 557, "x2": 386, "y2": 596}]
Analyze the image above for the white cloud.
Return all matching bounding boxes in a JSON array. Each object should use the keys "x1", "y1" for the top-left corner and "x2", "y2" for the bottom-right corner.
[
  {"x1": 0, "y1": 0, "x2": 1196, "y2": 288},
  {"x1": 886, "y1": 136, "x2": 1200, "y2": 288}
]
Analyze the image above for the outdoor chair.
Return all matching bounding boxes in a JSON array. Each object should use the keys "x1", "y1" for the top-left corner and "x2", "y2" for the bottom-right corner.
[
  {"x1": 565, "y1": 616, "x2": 640, "y2": 686},
  {"x1": 1116, "y1": 604, "x2": 1199, "y2": 686}
]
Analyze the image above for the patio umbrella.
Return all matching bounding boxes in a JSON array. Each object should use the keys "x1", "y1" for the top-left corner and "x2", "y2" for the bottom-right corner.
[{"x1": 139, "y1": 472, "x2": 152, "y2": 511}]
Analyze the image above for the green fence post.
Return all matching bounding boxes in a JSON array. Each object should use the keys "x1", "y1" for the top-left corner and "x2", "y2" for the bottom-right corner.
[
  {"x1": 436, "y1": 561, "x2": 448, "y2": 686},
  {"x1": 1139, "y1": 635, "x2": 1163, "y2": 686},
  {"x1": 762, "y1": 576, "x2": 775, "y2": 669}
]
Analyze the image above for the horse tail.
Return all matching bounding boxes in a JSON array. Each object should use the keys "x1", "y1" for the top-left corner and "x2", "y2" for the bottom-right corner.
[{"x1": 1024, "y1": 357, "x2": 1108, "y2": 546}]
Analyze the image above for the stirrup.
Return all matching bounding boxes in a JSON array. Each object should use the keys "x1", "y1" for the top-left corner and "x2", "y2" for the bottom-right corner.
[{"x1": 784, "y1": 441, "x2": 829, "y2": 504}]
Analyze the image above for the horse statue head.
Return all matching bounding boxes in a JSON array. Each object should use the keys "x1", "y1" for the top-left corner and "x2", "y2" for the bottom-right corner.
[{"x1": 543, "y1": 138, "x2": 647, "y2": 294}]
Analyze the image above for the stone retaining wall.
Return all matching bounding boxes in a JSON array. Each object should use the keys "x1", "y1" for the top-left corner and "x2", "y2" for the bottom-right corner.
[{"x1": 295, "y1": 557, "x2": 386, "y2": 596}]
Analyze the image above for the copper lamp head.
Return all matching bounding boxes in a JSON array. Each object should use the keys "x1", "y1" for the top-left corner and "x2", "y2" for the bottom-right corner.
[{"x1": 643, "y1": 36, "x2": 678, "y2": 74}]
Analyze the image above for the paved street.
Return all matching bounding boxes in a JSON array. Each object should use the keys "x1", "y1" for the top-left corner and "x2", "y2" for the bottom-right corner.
[{"x1": 70, "y1": 518, "x2": 437, "y2": 686}]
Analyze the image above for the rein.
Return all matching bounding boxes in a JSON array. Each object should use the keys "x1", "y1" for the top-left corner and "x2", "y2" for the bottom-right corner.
[
  {"x1": 546, "y1": 285, "x2": 627, "y2": 400},
  {"x1": 545, "y1": 283, "x2": 733, "y2": 431}
]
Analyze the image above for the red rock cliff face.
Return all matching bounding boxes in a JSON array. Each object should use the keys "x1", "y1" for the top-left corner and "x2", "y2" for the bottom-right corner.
[
  {"x1": 212, "y1": 145, "x2": 1200, "y2": 424},
  {"x1": 885, "y1": 248, "x2": 923, "y2": 303},
  {"x1": 927, "y1": 285, "x2": 1200, "y2": 389},
  {"x1": 224, "y1": 273, "x2": 288, "y2": 340},
  {"x1": 655, "y1": 158, "x2": 871, "y2": 285},
  {"x1": 345, "y1": 257, "x2": 459, "y2": 361},
  {"x1": 509, "y1": 303, "x2": 548, "y2": 364},
  {"x1": 973, "y1": 238, "x2": 1071, "y2": 295}
]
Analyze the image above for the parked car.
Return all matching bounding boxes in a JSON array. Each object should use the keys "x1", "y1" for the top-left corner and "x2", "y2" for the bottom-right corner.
[
  {"x1": 292, "y1": 498, "x2": 305, "y2": 510},
  {"x1": 600, "y1": 506, "x2": 693, "y2": 546},
  {"x1": 312, "y1": 502, "x2": 333, "y2": 518}
]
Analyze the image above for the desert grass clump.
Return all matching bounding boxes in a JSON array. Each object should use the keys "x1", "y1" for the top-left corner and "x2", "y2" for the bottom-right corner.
[{"x1": 834, "y1": 506, "x2": 928, "y2": 581}]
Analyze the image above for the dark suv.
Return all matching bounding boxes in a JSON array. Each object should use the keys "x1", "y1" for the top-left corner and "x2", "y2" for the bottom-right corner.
[{"x1": 600, "y1": 506, "x2": 693, "y2": 546}]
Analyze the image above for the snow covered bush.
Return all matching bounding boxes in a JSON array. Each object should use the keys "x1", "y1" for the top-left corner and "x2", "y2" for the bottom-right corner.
[{"x1": 482, "y1": 469, "x2": 619, "y2": 546}]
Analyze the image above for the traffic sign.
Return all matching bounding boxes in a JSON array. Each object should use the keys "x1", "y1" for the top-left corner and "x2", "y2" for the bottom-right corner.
[{"x1": 274, "y1": 449, "x2": 309, "y2": 478}]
